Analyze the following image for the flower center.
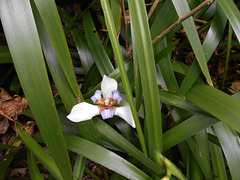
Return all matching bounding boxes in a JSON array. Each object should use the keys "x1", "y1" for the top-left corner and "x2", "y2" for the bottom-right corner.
[{"x1": 90, "y1": 90, "x2": 123, "y2": 119}]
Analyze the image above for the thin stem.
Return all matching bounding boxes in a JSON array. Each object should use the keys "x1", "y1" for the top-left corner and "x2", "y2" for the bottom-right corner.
[
  {"x1": 126, "y1": 0, "x2": 215, "y2": 57},
  {"x1": 152, "y1": 0, "x2": 215, "y2": 44},
  {"x1": 147, "y1": 0, "x2": 161, "y2": 20},
  {"x1": 121, "y1": 0, "x2": 128, "y2": 51},
  {"x1": 221, "y1": 24, "x2": 232, "y2": 89}
]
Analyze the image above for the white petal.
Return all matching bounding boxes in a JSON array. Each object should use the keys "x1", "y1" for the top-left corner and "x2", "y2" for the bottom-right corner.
[
  {"x1": 67, "y1": 102, "x2": 99, "y2": 122},
  {"x1": 101, "y1": 75, "x2": 118, "y2": 98},
  {"x1": 115, "y1": 106, "x2": 136, "y2": 128}
]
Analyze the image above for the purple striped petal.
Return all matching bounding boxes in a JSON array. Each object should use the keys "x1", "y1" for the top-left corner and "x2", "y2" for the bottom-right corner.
[
  {"x1": 100, "y1": 109, "x2": 115, "y2": 119},
  {"x1": 112, "y1": 90, "x2": 123, "y2": 103},
  {"x1": 91, "y1": 90, "x2": 102, "y2": 103}
]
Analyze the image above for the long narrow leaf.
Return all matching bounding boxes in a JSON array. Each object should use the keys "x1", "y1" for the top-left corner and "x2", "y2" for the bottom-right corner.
[
  {"x1": 0, "y1": 1, "x2": 72, "y2": 179},
  {"x1": 208, "y1": 128, "x2": 228, "y2": 180},
  {"x1": 93, "y1": 118, "x2": 165, "y2": 176},
  {"x1": 214, "y1": 122, "x2": 240, "y2": 179},
  {"x1": 163, "y1": 113, "x2": 218, "y2": 150},
  {"x1": 172, "y1": 0, "x2": 213, "y2": 86},
  {"x1": 64, "y1": 133, "x2": 152, "y2": 180},
  {"x1": 71, "y1": 28, "x2": 94, "y2": 74},
  {"x1": 186, "y1": 81, "x2": 240, "y2": 132},
  {"x1": 33, "y1": 0, "x2": 79, "y2": 97},
  {"x1": 127, "y1": 0, "x2": 163, "y2": 164},
  {"x1": 0, "y1": 148, "x2": 19, "y2": 180},
  {"x1": 17, "y1": 126, "x2": 62, "y2": 179},
  {"x1": 27, "y1": 150, "x2": 44, "y2": 180},
  {"x1": 83, "y1": 11, "x2": 114, "y2": 76},
  {"x1": 217, "y1": 0, "x2": 240, "y2": 42},
  {"x1": 100, "y1": 0, "x2": 147, "y2": 155},
  {"x1": 178, "y1": 4, "x2": 227, "y2": 95}
]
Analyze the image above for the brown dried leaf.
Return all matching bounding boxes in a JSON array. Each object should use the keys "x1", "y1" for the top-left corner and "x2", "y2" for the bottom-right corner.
[
  {"x1": 0, "y1": 118, "x2": 9, "y2": 135},
  {"x1": 0, "y1": 92, "x2": 28, "y2": 120},
  {"x1": 24, "y1": 121, "x2": 35, "y2": 136},
  {"x1": 0, "y1": 88, "x2": 29, "y2": 135},
  {"x1": 0, "y1": 88, "x2": 13, "y2": 101},
  {"x1": 218, "y1": 61, "x2": 225, "y2": 77},
  {"x1": 9, "y1": 168, "x2": 27, "y2": 178},
  {"x1": 229, "y1": 82, "x2": 240, "y2": 94}
]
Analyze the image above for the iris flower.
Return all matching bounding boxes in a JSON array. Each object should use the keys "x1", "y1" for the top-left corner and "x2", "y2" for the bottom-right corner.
[{"x1": 67, "y1": 75, "x2": 136, "y2": 128}]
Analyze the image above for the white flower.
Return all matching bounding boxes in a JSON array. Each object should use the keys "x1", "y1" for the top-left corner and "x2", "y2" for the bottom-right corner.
[{"x1": 67, "y1": 75, "x2": 136, "y2": 128}]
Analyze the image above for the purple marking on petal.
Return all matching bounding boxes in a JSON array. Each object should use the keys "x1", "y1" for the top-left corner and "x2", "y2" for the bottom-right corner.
[
  {"x1": 91, "y1": 90, "x2": 102, "y2": 103},
  {"x1": 100, "y1": 109, "x2": 115, "y2": 119},
  {"x1": 112, "y1": 90, "x2": 123, "y2": 103}
]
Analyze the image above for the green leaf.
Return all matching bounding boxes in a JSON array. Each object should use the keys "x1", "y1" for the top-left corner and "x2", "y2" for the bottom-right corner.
[
  {"x1": 83, "y1": 11, "x2": 114, "y2": 76},
  {"x1": 208, "y1": 128, "x2": 228, "y2": 180},
  {"x1": 110, "y1": 0, "x2": 122, "y2": 35},
  {"x1": 31, "y1": 2, "x2": 78, "y2": 112},
  {"x1": 0, "y1": 144, "x2": 17, "y2": 150},
  {"x1": 64, "y1": 133, "x2": 153, "y2": 180},
  {"x1": 214, "y1": 122, "x2": 240, "y2": 179},
  {"x1": 186, "y1": 135, "x2": 213, "y2": 180},
  {"x1": 0, "y1": 1, "x2": 72, "y2": 179},
  {"x1": 18, "y1": 126, "x2": 62, "y2": 179},
  {"x1": 217, "y1": 0, "x2": 240, "y2": 42},
  {"x1": 100, "y1": 0, "x2": 147, "y2": 155},
  {"x1": 71, "y1": 28, "x2": 94, "y2": 74},
  {"x1": 93, "y1": 118, "x2": 165, "y2": 176},
  {"x1": 178, "y1": 4, "x2": 227, "y2": 95},
  {"x1": 33, "y1": 0, "x2": 79, "y2": 97},
  {"x1": 172, "y1": 0, "x2": 213, "y2": 86},
  {"x1": 73, "y1": 155, "x2": 85, "y2": 180},
  {"x1": 163, "y1": 113, "x2": 218, "y2": 150},
  {"x1": 186, "y1": 81, "x2": 240, "y2": 132},
  {"x1": 151, "y1": 0, "x2": 179, "y2": 91},
  {"x1": 31, "y1": 3, "x2": 103, "y2": 146},
  {"x1": 158, "y1": 89, "x2": 204, "y2": 114},
  {"x1": 0, "y1": 148, "x2": 19, "y2": 180},
  {"x1": 27, "y1": 150, "x2": 44, "y2": 180},
  {"x1": 127, "y1": 0, "x2": 163, "y2": 164}
]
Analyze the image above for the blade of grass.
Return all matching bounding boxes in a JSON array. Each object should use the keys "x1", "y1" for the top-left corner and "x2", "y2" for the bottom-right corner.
[
  {"x1": 17, "y1": 126, "x2": 62, "y2": 179},
  {"x1": 83, "y1": 11, "x2": 114, "y2": 76},
  {"x1": 32, "y1": 0, "x2": 79, "y2": 97},
  {"x1": 132, "y1": 25, "x2": 142, "y2": 111},
  {"x1": 71, "y1": 28, "x2": 94, "y2": 74},
  {"x1": 0, "y1": 1, "x2": 72, "y2": 179},
  {"x1": 31, "y1": 3, "x2": 104, "y2": 146},
  {"x1": 178, "y1": 4, "x2": 227, "y2": 95},
  {"x1": 27, "y1": 150, "x2": 44, "y2": 180},
  {"x1": 217, "y1": 0, "x2": 240, "y2": 42},
  {"x1": 186, "y1": 146, "x2": 205, "y2": 179},
  {"x1": 221, "y1": 24, "x2": 232, "y2": 89},
  {"x1": 93, "y1": 118, "x2": 165, "y2": 176},
  {"x1": 186, "y1": 80, "x2": 240, "y2": 132},
  {"x1": 73, "y1": 155, "x2": 85, "y2": 180},
  {"x1": 0, "y1": 148, "x2": 19, "y2": 180},
  {"x1": 100, "y1": 0, "x2": 147, "y2": 155},
  {"x1": 186, "y1": 136, "x2": 213, "y2": 180},
  {"x1": 208, "y1": 128, "x2": 228, "y2": 180},
  {"x1": 214, "y1": 122, "x2": 240, "y2": 179},
  {"x1": 172, "y1": 0, "x2": 213, "y2": 86},
  {"x1": 163, "y1": 113, "x2": 218, "y2": 150},
  {"x1": 110, "y1": 0, "x2": 122, "y2": 35},
  {"x1": 64, "y1": 133, "x2": 152, "y2": 180},
  {"x1": 151, "y1": 0, "x2": 179, "y2": 91},
  {"x1": 127, "y1": 0, "x2": 163, "y2": 165},
  {"x1": 31, "y1": 2, "x2": 78, "y2": 112}
]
